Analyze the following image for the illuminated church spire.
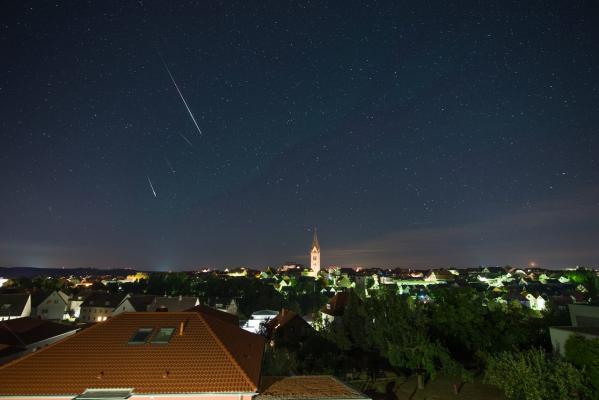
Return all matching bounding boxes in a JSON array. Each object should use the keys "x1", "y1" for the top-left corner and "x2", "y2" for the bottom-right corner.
[{"x1": 311, "y1": 228, "x2": 321, "y2": 274}]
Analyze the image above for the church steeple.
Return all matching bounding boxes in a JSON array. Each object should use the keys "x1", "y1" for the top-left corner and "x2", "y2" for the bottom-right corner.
[
  {"x1": 311, "y1": 228, "x2": 321, "y2": 274},
  {"x1": 312, "y1": 228, "x2": 320, "y2": 252}
]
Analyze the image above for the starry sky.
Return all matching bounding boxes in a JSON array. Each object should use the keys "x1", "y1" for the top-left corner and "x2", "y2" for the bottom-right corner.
[{"x1": 1, "y1": 1, "x2": 599, "y2": 270}]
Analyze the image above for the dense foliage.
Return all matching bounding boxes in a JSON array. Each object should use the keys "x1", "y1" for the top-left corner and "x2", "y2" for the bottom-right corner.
[
  {"x1": 484, "y1": 349, "x2": 587, "y2": 400},
  {"x1": 565, "y1": 335, "x2": 599, "y2": 399},
  {"x1": 266, "y1": 285, "x2": 558, "y2": 389}
]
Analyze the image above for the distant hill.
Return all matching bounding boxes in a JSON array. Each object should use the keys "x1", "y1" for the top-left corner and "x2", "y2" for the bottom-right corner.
[{"x1": 0, "y1": 267, "x2": 139, "y2": 279}]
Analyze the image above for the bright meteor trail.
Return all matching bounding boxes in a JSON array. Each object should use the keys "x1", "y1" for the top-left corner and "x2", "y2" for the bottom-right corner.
[
  {"x1": 160, "y1": 55, "x2": 203, "y2": 136},
  {"x1": 147, "y1": 176, "x2": 157, "y2": 197}
]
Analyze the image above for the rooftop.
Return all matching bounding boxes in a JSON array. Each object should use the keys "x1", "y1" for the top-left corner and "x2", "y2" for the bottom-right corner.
[
  {"x1": 80, "y1": 293, "x2": 125, "y2": 308},
  {"x1": 0, "y1": 311, "x2": 264, "y2": 395},
  {"x1": 0, "y1": 294, "x2": 29, "y2": 316},
  {"x1": 257, "y1": 376, "x2": 369, "y2": 400},
  {"x1": 0, "y1": 317, "x2": 79, "y2": 347},
  {"x1": 148, "y1": 296, "x2": 199, "y2": 312}
]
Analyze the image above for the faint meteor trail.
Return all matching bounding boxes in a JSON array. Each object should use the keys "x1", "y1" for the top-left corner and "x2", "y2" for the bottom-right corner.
[
  {"x1": 178, "y1": 133, "x2": 194, "y2": 148},
  {"x1": 159, "y1": 54, "x2": 203, "y2": 136},
  {"x1": 147, "y1": 176, "x2": 157, "y2": 197}
]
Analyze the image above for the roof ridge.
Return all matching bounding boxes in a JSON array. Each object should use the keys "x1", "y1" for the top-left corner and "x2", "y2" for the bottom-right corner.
[{"x1": 194, "y1": 312, "x2": 257, "y2": 391}]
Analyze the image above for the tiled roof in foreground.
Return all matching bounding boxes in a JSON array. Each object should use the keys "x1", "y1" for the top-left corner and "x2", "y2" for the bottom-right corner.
[
  {"x1": 0, "y1": 311, "x2": 265, "y2": 396},
  {"x1": 257, "y1": 376, "x2": 370, "y2": 400}
]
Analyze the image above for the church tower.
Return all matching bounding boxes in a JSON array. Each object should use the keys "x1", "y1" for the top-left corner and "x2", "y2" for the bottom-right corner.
[{"x1": 310, "y1": 229, "x2": 321, "y2": 274}]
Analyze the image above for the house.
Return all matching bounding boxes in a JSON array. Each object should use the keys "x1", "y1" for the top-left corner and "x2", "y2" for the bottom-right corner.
[
  {"x1": 67, "y1": 294, "x2": 85, "y2": 320},
  {"x1": 549, "y1": 326, "x2": 599, "y2": 355},
  {"x1": 31, "y1": 290, "x2": 70, "y2": 320},
  {"x1": 213, "y1": 298, "x2": 239, "y2": 315},
  {"x1": 0, "y1": 310, "x2": 264, "y2": 399},
  {"x1": 242, "y1": 310, "x2": 279, "y2": 333},
  {"x1": 186, "y1": 304, "x2": 240, "y2": 325},
  {"x1": 0, "y1": 294, "x2": 31, "y2": 321},
  {"x1": 320, "y1": 291, "x2": 349, "y2": 325},
  {"x1": 525, "y1": 293, "x2": 547, "y2": 311},
  {"x1": 147, "y1": 295, "x2": 199, "y2": 312},
  {"x1": 549, "y1": 304, "x2": 599, "y2": 355},
  {"x1": 257, "y1": 376, "x2": 370, "y2": 400},
  {"x1": 0, "y1": 317, "x2": 79, "y2": 365},
  {"x1": 568, "y1": 304, "x2": 599, "y2": 327},
  {"x1": 112, "y1": 295, "x2": 156, "y2": 316},
  {"x1": 78, "y1": 293, "x2": 125, "y2": 322},
  {"x1": 264, "y1": 309, "x2": 314, "y2": 348},
  {"x1": 424, "y1": 269, "x2": 455, "y2": 282}
]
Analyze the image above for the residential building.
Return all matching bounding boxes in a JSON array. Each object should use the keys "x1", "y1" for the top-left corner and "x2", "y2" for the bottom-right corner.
[
  {"x1": 0, "y1": 310, "x2": 264, "y2": 399},
  {"x1": 549, "y1": 304, "x2": 599, "y2": 355},
  {"x1": 68, "y1": 295, "x2": 85, "y2": 320},
  {"x1": 264, "y1": 309, "x2": 314, "y2": 348},
  {"x1": 568, "y1": 304, "x2": 599, "y2": 327},
  {"x1": 424, "y1": 269, "x2": 455, "y2": 282},
  {"x1": 549, "y1": 326, "x2": 599, "y2": 355},
  {"x1": 0, "y1": 294, "x2": 31, "y2": 321},
  {"x1": 242, "y1": 310, "x2": 279, "y2": 334},
  {"x1": 31, "y1": 290, "x2": 70, "y2": 320},
  {"x1": 78, "y1": 293, "x2": 125, "y2": 323},
  {"x1": 187, "y1": 304, "x2": 240, "y2": 326},
  {"x1": 0, "y1": 317, "x2": 79, "y2": 365},
  {"x1": 320, "y1": 291, "x2": 349, "y2": 325},
  {"x1": 147, "y1": 295, "x2": 199, "y2": 312},
  {"x1": 112, "y1": 295, "x2": 156, "y2": 316}
]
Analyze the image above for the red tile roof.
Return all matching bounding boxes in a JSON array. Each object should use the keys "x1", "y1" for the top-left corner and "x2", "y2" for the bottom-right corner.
[
  {"x1": 258, "y1": 376, "x2": 370, "y2": 400},
  {"x1": 0, "y1": 312, "x2": 265, "y2": 395}
]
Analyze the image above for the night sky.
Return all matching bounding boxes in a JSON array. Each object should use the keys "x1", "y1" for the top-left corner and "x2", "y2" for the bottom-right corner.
[{"x1": 1, "y1": 1, "x2": 599, "y2": 270}]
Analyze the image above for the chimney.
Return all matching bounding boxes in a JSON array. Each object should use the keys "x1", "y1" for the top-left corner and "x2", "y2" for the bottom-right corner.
[
  {"x1": 179, "y1": 295, "x2": 183, "y2": 301},
  {"x1": 179, "y1": 321, "x2": 185, "y2": 336}
]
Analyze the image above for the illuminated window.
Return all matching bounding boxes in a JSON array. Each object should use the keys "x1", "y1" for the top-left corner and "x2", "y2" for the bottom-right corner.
[
  {"x1": 151, "y1": 327, "x2": 175, "y2": 344},
  {"x1": 129, "y1": 328, "x2": 153, "y2": 344}
]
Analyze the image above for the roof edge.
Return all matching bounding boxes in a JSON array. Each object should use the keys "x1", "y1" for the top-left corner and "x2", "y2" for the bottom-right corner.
[
  {"x1": 194, "y1": 312, "x2": 259, "y2": 391},
  {"x1": 0, "y1": 392, "x2": 258, "y2": 399}
]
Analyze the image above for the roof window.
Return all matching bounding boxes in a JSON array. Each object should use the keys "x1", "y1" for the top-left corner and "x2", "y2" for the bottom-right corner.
[
  {"x1": 75, "y1": 389, "x2": 133, "y2": 400},
  {"x1": 128, "y1": 328, "x2": 153, "y2": 344},
  {"x1": 151, "y1": 327, "x2": 175, "y2": 344}
]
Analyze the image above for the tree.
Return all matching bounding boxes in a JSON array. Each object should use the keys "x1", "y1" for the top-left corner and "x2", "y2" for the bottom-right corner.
[
  {"x1": 428, "y1": 287, "x2": 548, "y2": 363},
  {"x1": 484, "y1": 349, "x2": 587, "y2": 400},
  {"x1": 364, "y1": 290, "x2": 463, "y2": 384},
  {"x1": 262, "y1": 346, "x2": 299, "y2": 376},
  {"x1": 565, "y1": 334, "x2": 599, "y2": 398}
]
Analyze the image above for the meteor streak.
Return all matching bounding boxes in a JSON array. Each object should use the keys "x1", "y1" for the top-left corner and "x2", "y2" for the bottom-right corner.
[
  {"x1": 179, "y1": 133, "x2": 194, "y2": 148},
  {"x1": 160, "y1": 55, "x2": 203, "y2": 136},
  {"x1": 147, "y1": 176, "x2": 157, "y2": 197}
]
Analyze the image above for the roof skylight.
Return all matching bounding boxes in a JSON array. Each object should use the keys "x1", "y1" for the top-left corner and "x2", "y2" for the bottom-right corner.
[
  {"x1": 128, "y1": 328, "x2": 153, "y2": 344},
  {"x1": 151, "y1": 327, "x2": 175, "y2": 344}
]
